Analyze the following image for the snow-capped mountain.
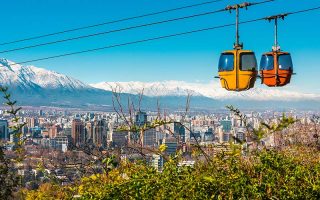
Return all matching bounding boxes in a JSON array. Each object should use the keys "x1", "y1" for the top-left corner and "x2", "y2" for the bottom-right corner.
[
  {"x1": 0, "y1": 58, "x2": 319, "y2": 110},
  {"x1": 0, "y1": 59, "x2": 116, "y2": 108},
  {"x1": 0, "y1": 58, "x2": 89, "y2": 90},
  {"x1": 91, "y1": 81, "x2": 203, "y2": 97},
  {"x1": 90, "y1": 81, "x2": 320, "y2": 101}
]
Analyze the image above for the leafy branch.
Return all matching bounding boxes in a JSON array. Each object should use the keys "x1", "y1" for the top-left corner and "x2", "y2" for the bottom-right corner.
[
  {"x1": 226, "y1": 105, "x2": 297, "y2": 151},
  {"x1": 0, "y1": 86, "x2": 27, "y2": 161}
]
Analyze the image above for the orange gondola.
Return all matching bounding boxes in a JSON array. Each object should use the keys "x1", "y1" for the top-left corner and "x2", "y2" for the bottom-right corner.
[{"x1": 260, "y1": 14, "x2": 293, "y2": 87}]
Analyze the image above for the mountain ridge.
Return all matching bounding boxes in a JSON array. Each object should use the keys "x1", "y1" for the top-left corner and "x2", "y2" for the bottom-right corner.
[
  {"x1": 90, "y1": 81, "x2": 320, "y2": 101},
  {"x1": 0, "y1": 58, "x2": 90, "y2": 90},
  {"x1": 0, "y1": 58, "x2": 319, "y2": 110}
]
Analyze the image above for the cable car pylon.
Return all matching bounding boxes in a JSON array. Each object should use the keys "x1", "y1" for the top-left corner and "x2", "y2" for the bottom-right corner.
[
  {"x1": 260, "y1": 14, "x2": 294, "y2": 87},
  {"x1": 216, "y1": 2, "x2": 258, "y2": 92}
]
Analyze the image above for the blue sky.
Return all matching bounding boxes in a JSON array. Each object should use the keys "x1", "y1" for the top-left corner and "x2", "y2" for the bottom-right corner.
[{"x1": 0, "y1": 0, "x2": 319, "y2": 93}]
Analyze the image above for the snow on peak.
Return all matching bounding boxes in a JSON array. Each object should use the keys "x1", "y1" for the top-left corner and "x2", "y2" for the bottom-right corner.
[
  {"x1": 91, "y1": 81, "x2": 203, "y2": 97},
  {"x1": 0, "y1": 58, "x2": 90, "y2": 89},
  {"x1": 90, "y1": 80, "x2": 320, "y2": 101}
]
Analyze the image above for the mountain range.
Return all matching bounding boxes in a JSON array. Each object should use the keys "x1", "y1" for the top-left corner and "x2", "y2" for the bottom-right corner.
[
  {"x1": 91, "y1": 81, "x2": 320, "y2": 101},
  {"x1": 0, "y1": 58, "x2": 319, "y2": 111}
]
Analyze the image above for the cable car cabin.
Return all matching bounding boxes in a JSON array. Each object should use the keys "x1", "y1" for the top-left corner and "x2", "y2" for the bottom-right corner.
[
  {"x1": 218, "y1": 50, "x2": 257, "y2": 91},
  {"x1": 260, "y1": 52, "x2": 293, "y2": 87}
]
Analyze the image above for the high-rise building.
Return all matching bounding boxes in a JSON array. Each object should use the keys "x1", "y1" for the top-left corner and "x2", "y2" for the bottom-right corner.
[
  {"x1": 38, "y1": 110, "x2": 43, "y2": 116},
  {"x1": 72, "y1": 119, "x2": 85, "y2": 147},
  {"x1": 42, "y1": 130, "x2": 49, "y2": 138},
  {"x1": 233, "y1": 127, "x2": 246, "y2": 143},
  {"x1": 31, "y1": 127, "x2": 42, "y2": 138},
  {"x1": 48, "y1": 124, "x2": 61, "y2": 138},
  {"x1": 135, "y1": 111, "x2": 147, "y2": 126},
  {"x1": 38, "y1": 118, "x2": 46, "y2": 126},
  {"x1": 54, "y1": 135, "x2": 69, "y2": 152},
  {"x1": 93, "y1": 119, "x2": 107, "y2": 147},
  {"x1": 25, "y1": 117, "x2": 37, "y2": 128},
  {"x1": 151, "y1": 154, "x2": 164, "y2": 172},
  {"x1": 63, "y1": 128, "x2": 72, "y2": 137},
  {"x1": 204, "y1": 128, "x2": 214, "y2": 141},
  {"x1": 143, "y1": 129, "x2": 162, "y2": 147},
  {"x1": 130, "y1": 111, "x2": 148, "y2": 144},
  {"x1": 190, "y1": 131, "x2": 201, "y2": 142},
  {"x1": 112, "y1": 131, "x2": 128, "y2": 147},
  {"x1": 0, "y1": 119, "x2": 8, "y2": 141},
  {"x1": 220, "y1": 120, "x2": 232, "y2": 132},
  {"x1": 223, "y1": 133, "x2": 231, "y2": 142},
  {"x1": 10, "y1": 133, "x2": 20, "y2": 144},
  {"x1": 85, "y1": 122, "x2": 93, "y2": 143},
  {"x1": 174, "y1": 122, "x2": 186, "y2": 143},
  {"x1": 88, "y1": 113, "x2": 95, "y2": 120},
  {"x1": 218, "y1": 126, "x2": 224, "y2": 143},
  {"x1": 164, "y1": 138, "x2": 178, "y2": 155}
]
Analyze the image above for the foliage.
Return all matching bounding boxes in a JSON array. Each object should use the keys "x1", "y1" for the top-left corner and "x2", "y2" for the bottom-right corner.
[
  {"x1": 0, "y1": 86, "x2": 27, "y2": 150},
  {"x1": 0, "y1": 86, "x2": 26, "y2": 199},
  {"x1": 102, "y1": 155, "x2": 118, "y2": 173},
  {"x1": 23, "y1": 146, "x2": 320, "y2": 200},
  {"x1": 158, "y1": 144, "x2": 167, "y2": 153},
  {"x1": 0, "y1": 146, "x2": 20, "y2": 200},
  {"x1": 226, "y1": 105, "x2": 297, "y2": 150},
  {"x1": 261, "y1": 113, "x2": 297, "y2": 133}
]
